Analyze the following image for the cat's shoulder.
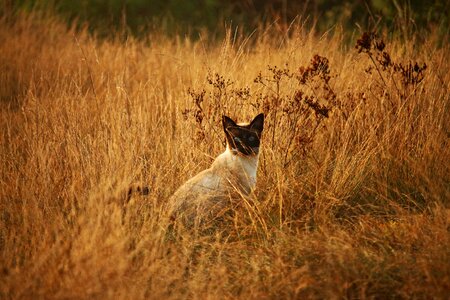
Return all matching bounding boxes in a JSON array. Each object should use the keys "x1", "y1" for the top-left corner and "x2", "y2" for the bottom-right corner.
[{"x1": 171, "y1": 167, "x2": 220, "y2": 197}]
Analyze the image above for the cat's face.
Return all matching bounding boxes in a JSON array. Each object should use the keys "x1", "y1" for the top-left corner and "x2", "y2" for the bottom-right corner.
[{"x1": 223, "y1": 113, "x2": 264, "y2": 156}]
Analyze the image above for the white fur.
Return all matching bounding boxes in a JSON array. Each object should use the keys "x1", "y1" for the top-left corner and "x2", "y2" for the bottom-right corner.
[
  {"x1": 169, "y1": 146, "x2": 260, "y2": 219},
  {"x1": 215, "y1": 145, "x2": 259, "y2": 191}
]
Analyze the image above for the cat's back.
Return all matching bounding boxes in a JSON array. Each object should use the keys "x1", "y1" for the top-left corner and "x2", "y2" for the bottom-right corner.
[
  {"x1": 171, "y1": 167, "x2": 221, "y2": 200},
  {"x1": 169, "y1": 166, "x2": 223, "y2": 214}
]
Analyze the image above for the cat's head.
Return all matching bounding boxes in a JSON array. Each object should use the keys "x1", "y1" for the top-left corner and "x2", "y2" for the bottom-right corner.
[{"x1": 222, "y1": 113, "x2": 264, "y2": 156}]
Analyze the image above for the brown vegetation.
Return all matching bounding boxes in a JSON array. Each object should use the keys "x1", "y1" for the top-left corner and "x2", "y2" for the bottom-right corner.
[{"x1": 0, "y1": 12, "x2": 449, "y2": 299}]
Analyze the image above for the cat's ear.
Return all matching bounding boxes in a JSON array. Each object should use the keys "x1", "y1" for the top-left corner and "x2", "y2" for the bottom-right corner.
[
  {"x1": 249, "y1": 113, "x2": 264, "y2": 134},
  {"x1": 222, "y1": 115, "x2": 237, "y2": 131}
]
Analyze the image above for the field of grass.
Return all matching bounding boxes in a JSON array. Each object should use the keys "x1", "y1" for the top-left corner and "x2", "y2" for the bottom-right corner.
[{"x1": 0, "y1": 11, "x2": 449, "y2": 299}]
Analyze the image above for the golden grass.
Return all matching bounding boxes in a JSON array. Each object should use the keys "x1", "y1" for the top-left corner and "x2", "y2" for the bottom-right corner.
[{"x1": 1, "y1": 12, "x2": 449, "y2": 299}]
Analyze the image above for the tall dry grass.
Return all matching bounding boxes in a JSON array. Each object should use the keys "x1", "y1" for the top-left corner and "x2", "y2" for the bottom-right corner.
[{"x1": 0, "y1": 12, "x2": 449, "y2": 299}]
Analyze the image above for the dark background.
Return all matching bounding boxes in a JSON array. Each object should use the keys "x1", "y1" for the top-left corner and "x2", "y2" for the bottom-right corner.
[{"x1": 2, "y1": 0, "x2": 449, "y2": 37}]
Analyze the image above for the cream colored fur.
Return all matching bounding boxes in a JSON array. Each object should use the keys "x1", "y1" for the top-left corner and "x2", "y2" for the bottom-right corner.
[{"x1": 169, "y1": 145, "x2": 260, "y2": 225}]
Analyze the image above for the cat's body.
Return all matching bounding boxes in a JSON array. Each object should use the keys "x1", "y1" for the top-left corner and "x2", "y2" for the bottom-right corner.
[{"x1": 169, "y1": 114, "x2": 264, "y2": 226}]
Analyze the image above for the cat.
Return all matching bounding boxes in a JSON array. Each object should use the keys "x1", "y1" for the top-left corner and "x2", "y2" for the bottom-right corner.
[{"x1": 169, "y1": 113, "x2": 264, "y2": 228}]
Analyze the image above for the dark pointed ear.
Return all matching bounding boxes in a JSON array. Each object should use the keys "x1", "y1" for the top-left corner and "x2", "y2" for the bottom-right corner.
[
  {"x1": 249, "y1": 113, "x2": 264, "y2": 134},
  {"x1": 222, "y1": 115, "x2": 237, "y2": 131}
]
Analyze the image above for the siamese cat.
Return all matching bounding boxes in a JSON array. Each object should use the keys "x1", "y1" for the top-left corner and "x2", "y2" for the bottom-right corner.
[{"x1": 169, "y1": 113, "x2": 264, "y2": 227}]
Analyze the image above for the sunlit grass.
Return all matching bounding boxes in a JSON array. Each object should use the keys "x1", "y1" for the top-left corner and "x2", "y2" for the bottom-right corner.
[{"x1": 0, "y1": 11, "x2": 449, "y2": 299}]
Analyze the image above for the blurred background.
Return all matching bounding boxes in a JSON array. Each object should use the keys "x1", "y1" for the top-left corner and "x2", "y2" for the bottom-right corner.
[{"x1": 2, "y1": 0, "x2": 449, "y2": 37}]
